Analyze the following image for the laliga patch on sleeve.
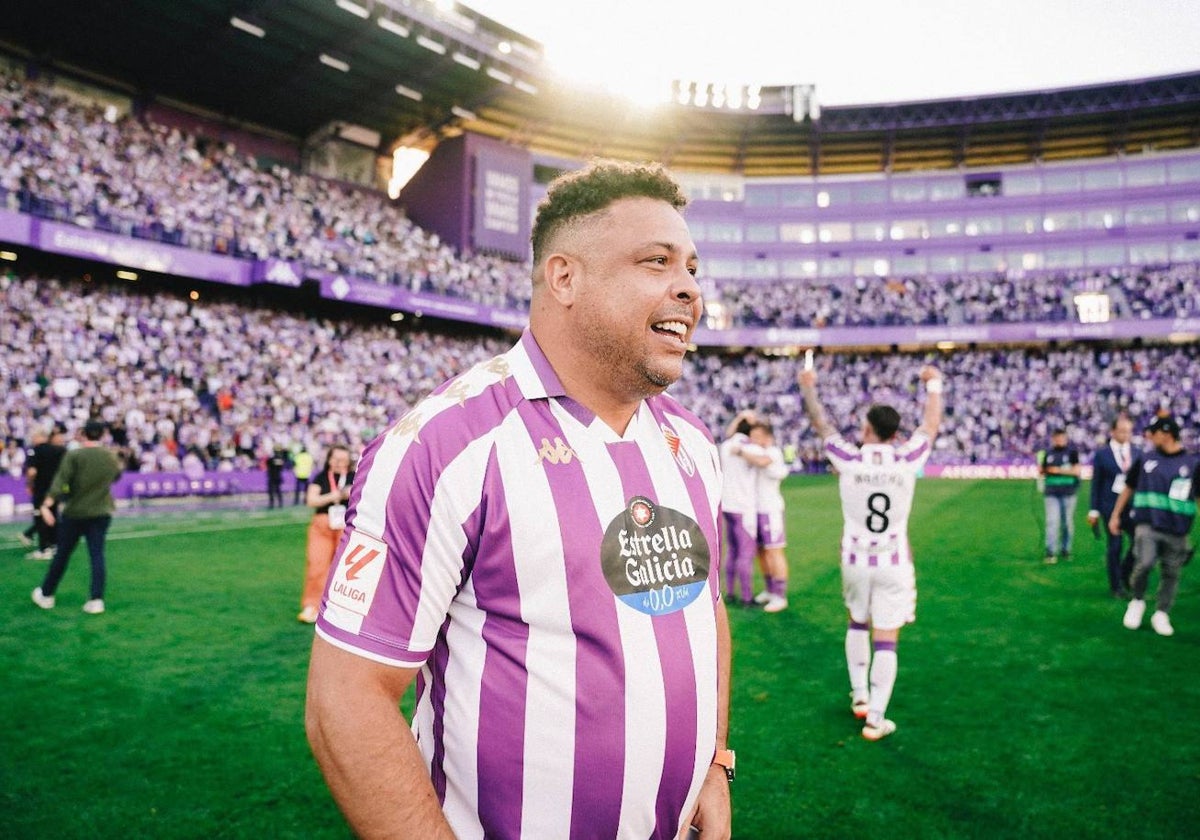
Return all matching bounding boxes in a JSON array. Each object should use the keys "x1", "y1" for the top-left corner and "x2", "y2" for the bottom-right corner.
[{"x1": 325, "y1": 530, "x2": 388, "y2": 630}]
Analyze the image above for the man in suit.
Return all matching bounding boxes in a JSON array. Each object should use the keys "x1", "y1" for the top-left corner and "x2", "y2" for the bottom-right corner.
[{"x1": 1088, "y1": 413, "x2": 1136, "y2": 597}]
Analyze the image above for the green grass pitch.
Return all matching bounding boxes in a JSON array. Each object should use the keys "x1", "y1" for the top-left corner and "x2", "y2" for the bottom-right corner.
[{"x1": 2, "y1": 477, "x2": 1197, "y2": 839}]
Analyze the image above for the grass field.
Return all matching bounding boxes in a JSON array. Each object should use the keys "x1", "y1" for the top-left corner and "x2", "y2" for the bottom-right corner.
[{"x1": 2, "y1": 478, "x2": 1197, "y2": 839}]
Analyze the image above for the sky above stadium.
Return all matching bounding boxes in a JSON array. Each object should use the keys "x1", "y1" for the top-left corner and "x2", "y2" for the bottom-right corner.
[{"x1": 464, "y1": 0, "x2": 1200, "y2": 106}]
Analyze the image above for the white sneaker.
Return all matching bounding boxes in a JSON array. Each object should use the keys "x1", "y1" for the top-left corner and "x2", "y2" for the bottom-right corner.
[
  {"x1": 752, "y1": 591, "x2": 772, "y2": 605},
  {"x1": 31, "y1": 587, "x2": 55, "y2": 609},
  {"x1": 862, "y1": 718, "x2": 897, "y2": 741},
  {"x1": 763, "y1": 594, "x2": 789, "y2": 613},
  {"x1": 1150, "y1": 610, "x2": 1174, "y2": 637},
  {"x1": 1122, "y1": 599, "x2": 1146, "y2": 630},
  {"x1": 851, "y1": 696, "x2": 869, "y2": 720},
  {"x1": 82, "y1": 599, "x2": 105, "y2": 615},
  {"x1": 18, "y1": 532, "x2": 33, "y2": 546},
  {"x1": 297, "y1": 606, "x2": 318, "y2": 624}
]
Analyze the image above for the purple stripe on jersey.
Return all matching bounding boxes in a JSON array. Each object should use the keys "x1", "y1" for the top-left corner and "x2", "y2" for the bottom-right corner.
[
  {"x1": 874, "y1": 640, "x2": 897, "y2": 652},
  {"x1": 471, "y1": 448, "x2": 531, "y2": 837},
  {"x1": 868, "y1": 553, "x2": 878, "y2": 567},
  {"x1": 825, "y1": 439, "x2": 860, "y2": 462},
  {"x1": 608, "y1": 439, "x2": 699, "y2": 840},
  {"x1": 900, "y1": 436, "x2": 931, "y2": 463},
  {"x1": 514, "y1": 398, "x2": 628, "y2": 837},
  {"x1": 426, "y1": 622, "x2": 453, "y2": 804}
]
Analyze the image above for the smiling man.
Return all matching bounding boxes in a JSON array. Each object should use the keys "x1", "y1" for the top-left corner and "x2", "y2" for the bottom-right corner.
[{"x1": 306, "y1": 161, "x2": 732, "y2": 839}]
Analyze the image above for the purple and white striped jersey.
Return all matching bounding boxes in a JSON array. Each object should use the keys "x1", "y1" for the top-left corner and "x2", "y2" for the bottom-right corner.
[
  {"x1": 824, "y1": 432, "x2": 931, "y2": 566},
  {"x1": 316, "y1": 330, "x2": 723, "y2": 840}
]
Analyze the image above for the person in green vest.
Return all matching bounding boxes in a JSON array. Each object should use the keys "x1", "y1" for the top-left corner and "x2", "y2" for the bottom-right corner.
[
  {"x1": 292, "y1": 446, "x2": 315, "y2": 505},
  {"x1": 1040, "y1": 427, "x2": 1081, "y2": 564}
]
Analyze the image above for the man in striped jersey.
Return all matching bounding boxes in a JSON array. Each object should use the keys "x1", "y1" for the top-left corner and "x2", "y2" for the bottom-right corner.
[
  {"x1": 306, "y1": 162, "x2": 733, "y2": 839},
  {"x1": 799, "y1": 363, "x2": 943, "y2": 741}
]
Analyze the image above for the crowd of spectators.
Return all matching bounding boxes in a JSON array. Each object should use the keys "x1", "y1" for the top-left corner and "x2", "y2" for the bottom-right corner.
[
  {"x1": 3, "y1": 270, "x2": 1198, "y2": 484},
  {"x1": 0, "y1": 271, "x2": 506, "y2": 479},
  {"x1": 4, "y1": 69, "x2": 1200, "y2": 332}
]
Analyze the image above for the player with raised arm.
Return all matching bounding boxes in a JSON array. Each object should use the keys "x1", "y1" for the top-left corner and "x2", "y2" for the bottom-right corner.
[{"x1": 799, "y1": 361, "x2": 943, "y2": 741}]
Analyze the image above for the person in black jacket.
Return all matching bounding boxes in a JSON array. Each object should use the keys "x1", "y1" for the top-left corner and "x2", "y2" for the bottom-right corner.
[{"x1": 1087, "y1": 414, "x2": 1137, "y2": 597}]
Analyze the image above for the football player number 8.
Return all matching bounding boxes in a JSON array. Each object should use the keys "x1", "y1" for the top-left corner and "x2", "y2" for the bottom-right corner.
[{"x1": 866, "y1": 492, "x2": 891, "y2": 533}]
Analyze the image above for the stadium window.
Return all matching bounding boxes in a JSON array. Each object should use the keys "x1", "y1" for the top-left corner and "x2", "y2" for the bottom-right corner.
[
  {"x1": 743, "y1": 259, "x2": 779, "y2": 279},
  {"x1": 1005, "y1": 212, "x2": 1041, "y2": 234},
  {"x1": 1002, "y1": 172, "x2": 1041, "y2": 197},
  {"x1": 820, "y1": 258, "x2": 852, "y2": 278},
  {"x1": 1125, "y1": 163, "x2": 1166, "y2": 188},
  {"x1": 967, "y1": 252, "x2": 1004, "y2": 272},
  {"x1": 852, "y1": 183, "x2": 888, "y2": 204},
  {"x1": 929, "y1": 218, "x2": 962, "y2": 238},
  {"x1": 779, "y1": 186, "x2": 814, "y2": 207},
  {"x1": 1042, "y1": 210, "x2": 1082, "y2": 233},
  {"x1": 780, "y1": 223, "x2": 816, "y2": 244},
  {"x1": 1170, "y1": 200, "x2": 1200, "y2": 224},
  {"x1": 1170, "y1": 240, "x2": 1200, "y2": 261},
  {"x1": 1006, "y1": 250, "x2": 1043, "y2": 271},
  {"x1": 1167, "y1": 158, "x2": 1200, "y2": 184},
  {"x1": 929, "y1": 179, "x2": 966, "y2": 201},
  {"x1": 964, "y1": 215, "x2": 1002, "y2": 237},
  {"x1": 853, "y1": 221, "x2": 887, "y2": 242},
  {"x1": 1128, "y1": 243, "x2": 1169, "y2": 264},
  {"x1": 1124, "y1": 203, "x2": 1168, "y2": 226},
  {"x1": 818, "y1": 222, "x2": 852, "y2": 243},
  {"x1": 1083, "y1": 208, "x2": 1120, "y2": 230},
  {"x1": 928, "y1": 254, "x2": 964, "y2": 274},
  {"x1": 1043, "y1": 248, "x2": 1084, "y2": 269},
  {"x1": 1085, "y1": 244, "x2": 1126, "y2": 268},
  {"x1": 892, "y1": 256, "x2": 926, "y2": 275},
  {"x1": 744, "y1": 186, "x2": 780, "y2": 207},
  {"x1": 745, "y1": 223, "x2": 778, "y2": 243},
  {"x1": 780, "y1": 259, "x2": 819, "y2": 279},
  {"x1": 890, "y1": 181, "x2": 927, "y2": 202},
  {"x1": 1083, "y1": 167, "x2": 1122, "y2": 191},
  {"x1": 965, "y1": 174, "x2": 1002, "y2": 197},
  {"x1": 1042, "y1": 171, "x2": 1083, "y2": 194},
  {"x1": 704, "y1": 258, "x2": 741, "y2": 279},
  {"x1": 890, "y1": 219, "x2": 928, "y2": 240},
  {"x1": 706, "y1": 222, "x2": 743, "y2": 243}
]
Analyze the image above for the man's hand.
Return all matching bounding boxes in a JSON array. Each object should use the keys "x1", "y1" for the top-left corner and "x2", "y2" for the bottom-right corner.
[
  {"x1": 1086, "y1": 511, "x2": 1100, "y2": 527},
  {"x1": 919, "y1": 365, "x2": 941, "y2": 383},
  {"x1": 1107, "y1": 514, "x2": 1122, "y2": 536},
  {"x1": 798, "y1": 368, "x2": 817, "y2": 389},
  {"x1": 678, "y1": 765, "x2": 731, "y2": 840}
]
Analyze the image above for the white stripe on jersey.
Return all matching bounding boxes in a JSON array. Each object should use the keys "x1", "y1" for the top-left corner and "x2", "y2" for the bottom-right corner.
[{"x1": 499, "y1": 405, "x2": 577, "y2": 840}]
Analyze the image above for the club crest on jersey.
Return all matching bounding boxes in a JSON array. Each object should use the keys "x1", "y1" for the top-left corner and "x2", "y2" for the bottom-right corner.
[
  {"x1": 661, "y1": 423, "x2": 695, "y2": 476},
  {"x1": 600, "y1": 496, "x2": 711, "y2": 617}
]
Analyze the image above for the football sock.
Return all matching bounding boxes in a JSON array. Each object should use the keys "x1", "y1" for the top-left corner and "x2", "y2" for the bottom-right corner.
[
  {"x1": 846, "y1": 622, "x2": 871, "y2": 701},
  {"x1": 868, "y1": 641, "x2": 898, "y2": 723}
]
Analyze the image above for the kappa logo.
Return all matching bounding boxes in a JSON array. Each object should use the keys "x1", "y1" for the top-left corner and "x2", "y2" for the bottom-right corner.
[
  {"x1": 342, "y1": 543, "x2": 380, "y2": 581},
  {"x1": 1145, "y1": 461, "x2": 1158, "y2": 473},
  {"x1": 536, "y1": 436, "x2": 579, "y2": 465},
  {"x1": 483, "y1": 356, "x2": 511, "y2": 383},
  {"x1": 660, "y1": 424, "x2": 695, "y2": 476},
  {"x1": 330, "y1": 276, "x2": 350, "y2": 300},
  {"x1": 389, "y1": 409, "x2": 422, "y2": 442},
  {"x1": 443, "y1": 380, "x2": 471, "y2": 406}
]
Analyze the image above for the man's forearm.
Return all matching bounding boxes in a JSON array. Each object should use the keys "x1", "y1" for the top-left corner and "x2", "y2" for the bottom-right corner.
[
  {"x1": 800, "y1": 386, "x2": 834, "y2": 438},
  {"x1": 306, "y1": 641, "x2": 455, "y2": 839}
]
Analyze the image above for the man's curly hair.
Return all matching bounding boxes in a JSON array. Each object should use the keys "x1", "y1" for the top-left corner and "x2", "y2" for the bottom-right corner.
[{"x1": 530, "y1": 160, "x2": 687, "y2": 266}]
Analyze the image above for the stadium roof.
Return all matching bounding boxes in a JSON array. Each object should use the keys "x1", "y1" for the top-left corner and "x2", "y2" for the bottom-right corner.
[{"x1": 5, "y1": 0, "x2": 1200, "y2": 176}]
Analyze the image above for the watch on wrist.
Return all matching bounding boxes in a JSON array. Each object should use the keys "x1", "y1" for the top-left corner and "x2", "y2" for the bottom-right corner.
[{"x1": 712, "y1": 748, "x2": 735, "y2": 782}]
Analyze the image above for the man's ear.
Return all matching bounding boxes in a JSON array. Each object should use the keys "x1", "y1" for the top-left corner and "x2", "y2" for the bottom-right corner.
[{"x1": 542, "y1": 253, "x2": 579, "y2": 305}]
